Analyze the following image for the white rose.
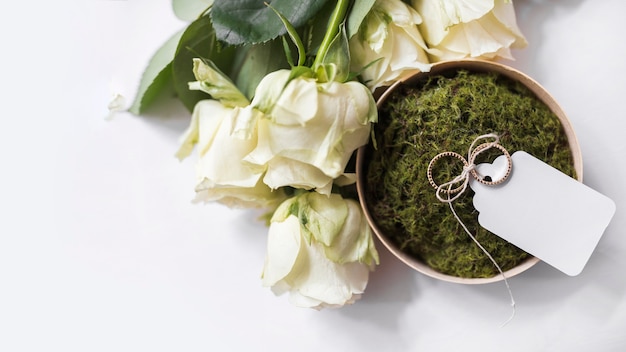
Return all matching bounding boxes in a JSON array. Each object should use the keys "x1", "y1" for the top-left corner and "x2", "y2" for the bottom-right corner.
[
  {"x1": 349, "y1": 0, "x2": 431, "y2": 91},
  {"x1": 176, "y1": 99, "x2": 285, "y2": 208},
  {"x1": 244, "y1": 70, "x2": 377, "y2": 195},
  {"x1": 412, "y1": 0, "x2": 527, "y2": 61},
  {"x1": 261, "y1": 192, "x2": 379, "y2": 309}
]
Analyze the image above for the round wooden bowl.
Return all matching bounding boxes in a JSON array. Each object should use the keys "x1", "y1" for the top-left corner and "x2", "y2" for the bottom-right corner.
[{"x1": 356, "y1": 59, "x2": 583, "y2": 284}]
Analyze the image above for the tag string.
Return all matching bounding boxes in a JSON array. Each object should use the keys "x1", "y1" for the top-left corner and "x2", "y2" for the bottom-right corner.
[
  {"x1": 427, "y1": 133, "x2": 512, "y2": 202},
  {"x1": 427, "y1": 133, "x2": 516, "y2": 326}
]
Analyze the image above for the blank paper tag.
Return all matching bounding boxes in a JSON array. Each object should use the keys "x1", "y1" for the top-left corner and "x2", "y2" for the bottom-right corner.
[{"x1": 469, "y1": 151, "x2": 615, "y2": 276}]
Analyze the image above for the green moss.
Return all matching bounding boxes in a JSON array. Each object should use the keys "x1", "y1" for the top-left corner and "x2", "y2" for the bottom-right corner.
[{"x1": 364, "y1": 70, "x2": 576, "y2": 278}]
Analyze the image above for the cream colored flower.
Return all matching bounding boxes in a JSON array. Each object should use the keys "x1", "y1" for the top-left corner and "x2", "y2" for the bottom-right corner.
[
  {"x1": 261, "y1": 192, "x2": 379, "y2": 309},
  {"x1": 244, "y1": 70, "x2": 377, "y2": 195},
  {"x1": 349, "y1": 0, "x2": 431, "y2": 91},
  {"x1": 412, "y1": 0, "x2": 527, "y2": 61},
  {"x1": 176, "y1": 100, "x2": 285, "y2": 208}
]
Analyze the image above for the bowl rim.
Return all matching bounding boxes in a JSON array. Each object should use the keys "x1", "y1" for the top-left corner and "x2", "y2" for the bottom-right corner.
[{"x1": 356, "y1": 59, "x2": 583, "y2": 284}]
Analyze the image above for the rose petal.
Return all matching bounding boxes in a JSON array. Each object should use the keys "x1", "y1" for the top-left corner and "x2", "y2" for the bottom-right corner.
[
  {"x1": 262, "y1": 157, "x2": 334, "y2": 194},
  {"x1": 290, "y1": 240, "x2": 369, "y2": 306},
  {"x1": 323, "y1": 200, "x2": 380, "y2": 266},
  {"x1": 176, "y1": 100, "x2": 224, "y2": 160},
  {"x1": 261, "y1": 215, "x2": 303, "y2": 287},
  {"x1": 413, "y1": 0, "x2": 494, "y2": 46},
  {"x1": 302, "y1": 193, "x2": 348, "y2": 247},
  {"x1": 272, "y1": 77, "x2": 318, "y2": 125}
]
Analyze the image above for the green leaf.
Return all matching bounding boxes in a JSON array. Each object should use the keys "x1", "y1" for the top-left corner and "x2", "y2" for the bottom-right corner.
[
  {"x1": 129, "y1": 29, "x2": 184, "y2": 115},
  {"x1": 172, "y1": 14, "x2": 237, "y2": 112},
  {"x1": 265, "y1": 2, "x2": 306, "y2": 66},
  {"x1": 211, "y1": 0, "x2": 332, "y2": 45},
  {"x1": 319, "y1": 23, "x2": 350, "y2": 82},
  {"x1": 172, "y1": 0, "x2": 214, "y2": 21},
  {"x1": 281, "y1": 37, "x2": 295, "y2": 67},
  {"x1": 346, "y1": 0, "x2": 376, "y2": 38},
  {"x1": 229, "y1": 39, "x2": 290, "y2": 99}
]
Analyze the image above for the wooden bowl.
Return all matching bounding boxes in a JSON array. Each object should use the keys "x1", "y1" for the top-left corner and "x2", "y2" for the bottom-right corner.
[{"x1": 356, "y1": 59, "x2": 583, "y2": 284}]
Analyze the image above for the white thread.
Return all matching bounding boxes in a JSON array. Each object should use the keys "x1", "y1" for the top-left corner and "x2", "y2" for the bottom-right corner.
[
  {"x1": 432, "y1": 133, "x2": 516, "y2": 326},
  {"x1": 434, "y1": 133, "x2": 500, "y2": 203},
  {"x1": 446, "y1": 187, "x2": 516, "y2": 326}
]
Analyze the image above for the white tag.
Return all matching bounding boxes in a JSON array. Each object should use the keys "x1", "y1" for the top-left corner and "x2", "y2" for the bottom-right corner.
[{"x1": 469, "y1": 151, "x2": 615, "y2": 276}]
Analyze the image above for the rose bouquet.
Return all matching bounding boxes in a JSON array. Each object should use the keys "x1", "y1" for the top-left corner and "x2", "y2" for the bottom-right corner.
[{"x1": 121, "y1": 0, "x2": 526, "y2": 309}]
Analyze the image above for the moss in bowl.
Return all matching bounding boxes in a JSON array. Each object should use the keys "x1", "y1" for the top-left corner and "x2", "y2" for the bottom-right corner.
[{"x1": 357, "y1": 60, "x2": 582, "y2": 282}]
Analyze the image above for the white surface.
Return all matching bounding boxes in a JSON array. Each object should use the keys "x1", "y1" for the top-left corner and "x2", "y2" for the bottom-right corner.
[{"x1": 1, "y1": 0, "x2": 626, "y2": 351}]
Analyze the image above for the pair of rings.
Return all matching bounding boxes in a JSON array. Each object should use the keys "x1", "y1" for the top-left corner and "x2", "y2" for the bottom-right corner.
[{"x1": 427, "y1": 142, "x2": 512, "y2": 194}]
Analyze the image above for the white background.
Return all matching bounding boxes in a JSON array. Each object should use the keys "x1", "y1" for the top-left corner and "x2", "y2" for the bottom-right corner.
[{"x1": 1, "y1": 0, "x2": 625, "y2": 351}]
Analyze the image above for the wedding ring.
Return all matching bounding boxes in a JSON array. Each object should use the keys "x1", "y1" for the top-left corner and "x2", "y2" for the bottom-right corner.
[
  {"x1": 427, "y1": 151, "x2": 469, "y2": 193},
  {"x1": 469, "y1": 142, "x2": 512, "y2": 185}
]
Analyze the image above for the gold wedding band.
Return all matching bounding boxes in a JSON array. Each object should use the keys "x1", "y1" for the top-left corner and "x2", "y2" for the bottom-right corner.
[
  {"x1": 427, "y1": 151, "x2": 469, "y2": 193},
  {"x1": 469, "y1": 142, "x2": 512, "y2": 185}
]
